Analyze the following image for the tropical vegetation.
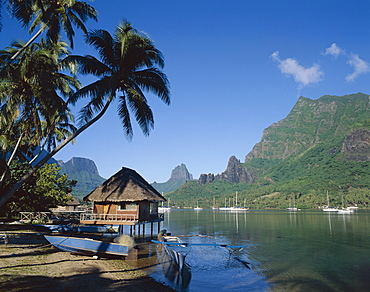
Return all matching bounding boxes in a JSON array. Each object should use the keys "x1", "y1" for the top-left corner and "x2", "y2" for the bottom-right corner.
[
  {"x1": 167, "y1": 94, "x2": 370, "y2": 209},
  {"x1": 0, "y1": 1, "x2": 170, "y2": 212},
  {"x1": 0, "y1": 162, "x2": 76, "y2": 219}
]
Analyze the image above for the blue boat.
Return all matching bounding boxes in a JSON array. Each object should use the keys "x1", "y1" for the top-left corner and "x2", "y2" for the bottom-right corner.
[
  {"x1": 44, "y1": 235, "x2": 129, "y2": 257},
  {"x1": 34, "y1": 224, "x2": 117, "y2": 234}
]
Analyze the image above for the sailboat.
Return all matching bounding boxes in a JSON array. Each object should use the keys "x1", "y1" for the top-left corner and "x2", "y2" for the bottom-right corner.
[
  {"x1": 219, "y1": 197, "x2": 230, "y2": 210},
  {"x1": 286, "y1": 197, "x2": 300, "y2": 211},
  {"x1": 338, "y1": 195, "x2": 354, "y2": 214},
  {"x1": 158, "y1": 197, "x2": 171, "y2": 213},
  {"x1": 194, "y1": 200, "x2": 203, "y2": 210},
  {"x1": 228, "y1": 192, "x2": 249, "y2": 211},
  {"x1": 212, "y1": 197, "x2": 218, "y2": 209},
  {"x1": 323, "y1": 191, "x2": 338, "y2": 212}
]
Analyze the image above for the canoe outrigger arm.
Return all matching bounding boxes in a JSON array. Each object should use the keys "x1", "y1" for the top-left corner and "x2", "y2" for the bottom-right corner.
[{"x1": 152, "y1": 240, "x2": 245, "y2": 249}]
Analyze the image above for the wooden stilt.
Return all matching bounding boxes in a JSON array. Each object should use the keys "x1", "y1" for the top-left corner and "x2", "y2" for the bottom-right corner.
[
  {"x1": 142, "y1": 223, "x2": 145, "y2": 237},
  {"x1": 150, "y1": 222, "x2": 154, "y2": 238}
]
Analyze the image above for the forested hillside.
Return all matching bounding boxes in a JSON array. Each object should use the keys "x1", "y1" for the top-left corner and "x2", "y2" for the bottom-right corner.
[{"x1": 167, "y1": 93, "x2": 370, "y2": 209}]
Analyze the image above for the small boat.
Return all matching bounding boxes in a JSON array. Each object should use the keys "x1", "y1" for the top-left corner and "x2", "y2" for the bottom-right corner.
[
  {"x1": 228, "y1": 207, "x2": 249, "y2": 211},
  {"x1": 219, "y1": 207, "x2": 231, "y2": 210},
  {"x1": 194, "y1": 201, "x2": 203, "y2": 210},
  {"x1": 159, "y1": 199, "x2": 171, "y2": 213},
  {"x1": 44, "y1": 235, "x2": 129, "y2": 257},
  {"x1": 287, "y1": 198, "x2": 300, "y2": 211},
  {"x1": 337, "y1": 195, "x2": 354, "y2": 214},
  {"x1": 323, "y1": 191, "x2": 338, "y2": 212},
  {"x1": 347, "y1": 206, "x2": 358, "y2": 210},
  {"x1": 33, "y1": 224, "x2": 117, "y2": 234},
  {"x1": 154, "y1": 236, "x2": 191, "y2": 270},
  {"x1": 323, "y1": 207, "x2": 338, "y2": 212},
  {"x1": 152, "y1": 236, "x2": 247, "y2": 271},
  {"x1": 338, "y1": 208, "x2": 354, "y2": 214},
  {"x1": 220, "y1": 192, "x2": 248, "y2": 211},
  {"x1": 33, "y1": 224, "x2": 72, "y2": 233},
  {"x1": 158, "y1": 206, "x2": 171, "y2": 213}
]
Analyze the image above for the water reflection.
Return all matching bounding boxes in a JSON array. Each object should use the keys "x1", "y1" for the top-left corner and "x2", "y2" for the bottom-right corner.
[
  {"x1": 157, "y1": 248, "x2": 192, "y2": 291},
  {"x1": 133, "y1": 210, "x2": 369, "y2": 291}
]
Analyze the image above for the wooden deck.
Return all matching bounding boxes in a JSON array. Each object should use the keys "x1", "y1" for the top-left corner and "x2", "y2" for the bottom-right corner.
[{"x1": 80, "y1": 213, "x2": 139, "y2": 225}]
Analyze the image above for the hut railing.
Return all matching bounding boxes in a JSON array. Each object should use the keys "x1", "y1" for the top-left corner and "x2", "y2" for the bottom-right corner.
[
  {"x1": 20, "y1": 212, "x2": 52, "y2": 223},
  {"x1": 80, "y1": 213, "x2": 138, "y2": 222}
]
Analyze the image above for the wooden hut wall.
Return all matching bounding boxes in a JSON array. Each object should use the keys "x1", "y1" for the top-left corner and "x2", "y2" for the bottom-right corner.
[
  {"x1": 94, "y1": 202, "x2": 140, "y2": 217},
  {"x1": 94, "y1": 203, "x2": 117, "y2": 214},
  {"x1": 138, "y1": 201, "x2": 150, "y2": 221}
]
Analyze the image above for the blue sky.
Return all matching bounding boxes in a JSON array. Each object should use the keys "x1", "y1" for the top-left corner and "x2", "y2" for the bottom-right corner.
[{"x1": 2, "y1": 0, "x2": 370, "y2": 182}]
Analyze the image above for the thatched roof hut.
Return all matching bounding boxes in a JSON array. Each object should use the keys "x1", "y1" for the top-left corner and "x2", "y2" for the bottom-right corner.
[
  {"x1": 84, "y1": 167, "x2": 166, "y2": 203},
  {"x1": 65, "y1": 196, "x2": 80, "y2": 206}
]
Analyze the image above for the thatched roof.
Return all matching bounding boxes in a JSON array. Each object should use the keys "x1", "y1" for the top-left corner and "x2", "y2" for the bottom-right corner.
[
  {"x1": 65, "y1": 196, "x2": 80, "y2": 206},
  {"x1": 84, "y1": 167, "x2": 166, "y2": 203}
]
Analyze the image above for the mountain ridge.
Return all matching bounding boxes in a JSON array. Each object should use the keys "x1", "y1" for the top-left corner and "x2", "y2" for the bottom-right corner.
[
  {"x1": 167, "y1": 92, "x2": 370, "y2": 208},
  {"x1": 58, "y1": 157, "x2": 105, "y2": 200},
  {"x1": 151, "y1": 163, "x2": 193, "y2": 193}
]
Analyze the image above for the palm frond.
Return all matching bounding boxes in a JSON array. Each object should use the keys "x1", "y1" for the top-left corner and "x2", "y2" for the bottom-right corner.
[
  {"x1": 86, "y1": 29, "x2": 117, "y2": 68},
  {"x1": 117, "y1": 95, "x2": 133, "y2": 140}
]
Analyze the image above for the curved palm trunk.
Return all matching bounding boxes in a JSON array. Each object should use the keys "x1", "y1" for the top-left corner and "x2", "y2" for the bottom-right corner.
[
  {"x1": 0, "y1": 99, "x2": 112, "y2": 208},
  {"x1": 0, "y1": 132, "x2": 24, "y2": 188},
  {"x1": 0, "y1": 25, "x2": 45, "y2": 74}
]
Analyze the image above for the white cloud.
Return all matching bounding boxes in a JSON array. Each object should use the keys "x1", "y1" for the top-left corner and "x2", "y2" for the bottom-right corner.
[
  {"x1": 323, "y1": 43, "x2": 345, "y2": 58},
  {"x1": 345, "y1": 53, "x2": 370, "y2": 82},
  {"x1": 271, "y1": 51, "x2": 323, "y2": 87}
]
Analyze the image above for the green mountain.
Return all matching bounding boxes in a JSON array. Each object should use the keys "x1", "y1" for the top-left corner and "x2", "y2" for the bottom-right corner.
[
  {"x1": 58, "y1": 157, "x2": 106, "y2": 200},
  {"x1": 168, "y1": 93, "x2": 370, "y2": 209},
  {"x1": 151, "y1": 163, "x2": 193, "y2": 193}
]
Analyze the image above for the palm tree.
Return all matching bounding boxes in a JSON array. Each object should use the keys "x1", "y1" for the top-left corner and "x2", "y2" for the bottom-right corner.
[
  {"x1": 0, "y1": 0, "x2": 97, "y2": 72},
  {"x1": 0, "y1": 21, "x2": 171, "y2": 208},
  {"x1": 66, "y1": 20, "x2": 171, "y2": 139},
  {"x1": 0, "y1": 39, "x2": 79, "y2": 194},
  {"x1": 0, "y1": 38, "x2": 80, "y2": 141}
]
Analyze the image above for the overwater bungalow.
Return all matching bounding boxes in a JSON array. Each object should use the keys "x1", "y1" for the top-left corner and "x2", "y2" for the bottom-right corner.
[
  {"x1": 80, "y1": 167, "x2": 166, "y2": 228},
  {"x1": 50, "y1": 195, "x2": 80, "y2": 212}
]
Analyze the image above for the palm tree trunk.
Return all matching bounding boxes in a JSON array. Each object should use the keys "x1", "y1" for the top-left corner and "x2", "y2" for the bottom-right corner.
[
  {"x1": 0, "y1": 99, "x2": 112, "y2": 208},
  {"x1": 0, "y1": 132, "x2": 24, "y2": 188}
]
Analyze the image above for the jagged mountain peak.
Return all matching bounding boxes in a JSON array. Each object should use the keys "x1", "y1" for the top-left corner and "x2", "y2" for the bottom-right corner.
[
  {"x1": 151, "y1": 163, "x2": 193, "y2": 194},
  {"x1": 168, "y1": 163, "x2": 193, "y2": 182},
  {"x1": 59, "y1": 157, "x2": 100, "y2": 175},
  {"x1": 59, "y1": 157, "x2": 105, "y2": 199}
]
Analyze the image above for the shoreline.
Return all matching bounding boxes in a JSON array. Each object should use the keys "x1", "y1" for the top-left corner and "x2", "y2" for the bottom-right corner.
[{"x1": 0, "y1": 228, "x2": 176, "y2": 292}]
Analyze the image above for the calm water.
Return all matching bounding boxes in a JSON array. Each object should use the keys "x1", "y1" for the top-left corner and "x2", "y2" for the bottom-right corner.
[{"x1": 129, "y1": 209, "x2": 370, "y2": 292}]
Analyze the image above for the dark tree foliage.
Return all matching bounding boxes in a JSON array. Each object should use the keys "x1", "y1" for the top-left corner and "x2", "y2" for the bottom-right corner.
[{"x1": 0, "y1": 162, "x2": 76, "y2": 219}]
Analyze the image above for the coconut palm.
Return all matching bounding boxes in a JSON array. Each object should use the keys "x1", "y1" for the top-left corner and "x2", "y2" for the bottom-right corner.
[
  {"x1": 0, "y1": 21, "x2": 171, "y2": 208},
  {"x1": 0, "y1": 0, "x2": 97, "y2": 72},
  {"x1": 0, "y1": 39, "x2": 80, "y2": 140},
  {"x1": 0, "y1": 38, "x2": 79, "y2": 191},
  {"x1": 65, "y1": 20, "x2": 171, "y2": 139}
]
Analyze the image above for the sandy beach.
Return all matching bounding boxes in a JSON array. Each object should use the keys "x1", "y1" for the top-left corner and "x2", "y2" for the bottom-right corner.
[{"x1": 0, "y1": 227, "x2": 175, "y2": 292}]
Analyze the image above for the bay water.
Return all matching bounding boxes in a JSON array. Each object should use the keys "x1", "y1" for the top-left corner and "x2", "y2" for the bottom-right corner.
[{"x1": 129, "y1": 209, "x2": 370, "y2": 291}]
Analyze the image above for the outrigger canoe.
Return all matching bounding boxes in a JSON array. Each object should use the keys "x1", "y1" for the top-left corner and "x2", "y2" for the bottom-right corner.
[
  {"x1": 44, "y1": 235, "x2": 129, "y2": 257},
  {"x1": 152, "y1": 236, "x2": 247, "y2": 271},
  {"x1": 155, "y1": 236, "x2": 191, "y2": 270}
]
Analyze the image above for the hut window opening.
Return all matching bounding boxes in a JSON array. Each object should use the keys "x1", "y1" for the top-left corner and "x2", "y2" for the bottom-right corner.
[
  {"x1": 118, "y1": 203, "x2": 137, "y2": 210},
  {"x1": 150, "y1": 203, "x2": 158, "y2": 214}
]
